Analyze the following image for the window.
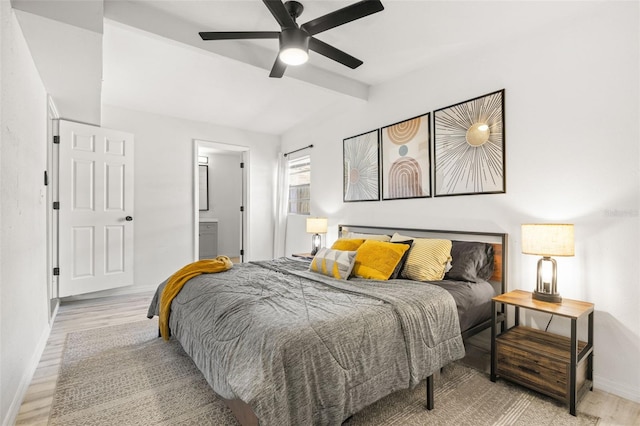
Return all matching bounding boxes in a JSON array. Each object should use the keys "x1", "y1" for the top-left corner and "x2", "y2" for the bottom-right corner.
[{"x1": 288, "y1": 155, "x2": 310, "y2": 215}]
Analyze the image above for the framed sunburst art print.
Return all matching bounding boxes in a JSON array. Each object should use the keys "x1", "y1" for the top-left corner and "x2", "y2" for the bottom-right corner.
[
  {"x1": 381, "y1": 113, "x2": 431, "y2": 200},
  {"x1": 343, "y1": 129, "x2": 380, "y2": 202},
  {"x1": 433, "y1": 89, "x2": 505, "y2": 197}
]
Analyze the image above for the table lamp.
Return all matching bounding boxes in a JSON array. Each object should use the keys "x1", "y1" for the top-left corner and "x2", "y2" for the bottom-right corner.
[
  {"x1": 306, "y1": 217, "x2": 328, "y2": 255},
  {"x1": 521, "y1": 224, "x2": 574, "y2": 303}
]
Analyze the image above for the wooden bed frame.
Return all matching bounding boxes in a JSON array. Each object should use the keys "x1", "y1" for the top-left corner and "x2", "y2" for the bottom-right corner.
[{"x1": 211, "y1": 225, "x2": 508, "y2": 426}]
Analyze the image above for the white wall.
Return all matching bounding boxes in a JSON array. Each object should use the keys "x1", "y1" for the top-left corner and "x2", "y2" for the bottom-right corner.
[
  {"x1": 101, "y1": 105, "x2": 279, "y2": 293},
  {"x1": 0, "y1": 4, "x2": 51, "y2": 425},
  {"x1": 281, "y1": 2, "x2": 639, "y2": 402},
  {"x1": 13, "y1": 9, "x2": 102, "y2": 125}
]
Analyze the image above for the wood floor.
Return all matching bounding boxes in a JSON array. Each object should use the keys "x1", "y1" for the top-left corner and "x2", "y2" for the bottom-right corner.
[
  {"x1": 15, "y1": 291, "x2": 640, "y2": 425},
  {"x1": 15, "y1": 292, "x2": 154, "y2": 425}
]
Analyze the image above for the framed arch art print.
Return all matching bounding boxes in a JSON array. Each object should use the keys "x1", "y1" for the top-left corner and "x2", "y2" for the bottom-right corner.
[
  {"x1": 343, "y1": 129, "x2": 380, "y2": 202},
  {"x1": 381, "y1": 112, "x2": 431, "y2": 200},
  {"x1": 433, "y1": 89, "x2": 505, "y2": 197}
]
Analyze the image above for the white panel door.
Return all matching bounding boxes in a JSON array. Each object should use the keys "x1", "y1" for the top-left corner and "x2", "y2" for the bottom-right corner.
[{"x1": 58, "y1": 120, "x2": 134, "y2": 296}]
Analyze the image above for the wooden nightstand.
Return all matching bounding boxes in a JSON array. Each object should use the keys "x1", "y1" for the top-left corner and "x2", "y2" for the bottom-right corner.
[{"x1": 491, "y1": 290, "x2": 594, "y2": 416}]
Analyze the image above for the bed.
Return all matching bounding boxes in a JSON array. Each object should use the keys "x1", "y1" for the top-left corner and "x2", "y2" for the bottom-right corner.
[{"x1": 147, "y1": 225, "x2": 508, "y2": 425}]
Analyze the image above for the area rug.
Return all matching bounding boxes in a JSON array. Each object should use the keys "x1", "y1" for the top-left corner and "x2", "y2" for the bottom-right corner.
[{"x1": 49, "y1": 320, "x2": 599, "y2": 425}]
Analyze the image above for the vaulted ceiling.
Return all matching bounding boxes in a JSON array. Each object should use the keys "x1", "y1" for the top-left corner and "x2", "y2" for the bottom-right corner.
[{"x1": 12, "y1": 0, "x2": 598, "y2": 135}]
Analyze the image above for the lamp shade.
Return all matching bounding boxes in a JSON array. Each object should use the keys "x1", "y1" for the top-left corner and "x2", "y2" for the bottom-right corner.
[
  {"x1": 306, "y1": 217, "x2": 328, "y2": 234},
  {"x1": 521, "y1": 224, "x2": 574, "y2": 257}
]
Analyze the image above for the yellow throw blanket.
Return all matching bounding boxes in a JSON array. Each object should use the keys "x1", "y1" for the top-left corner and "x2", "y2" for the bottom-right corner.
[{"x1": 159, "y1": 256, "x2": 233, "y2": 340}]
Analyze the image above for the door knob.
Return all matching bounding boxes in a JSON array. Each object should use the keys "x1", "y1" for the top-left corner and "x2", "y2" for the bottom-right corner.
[{"x1": 125, "y1": 216, "x2": 133, "y2": 221}]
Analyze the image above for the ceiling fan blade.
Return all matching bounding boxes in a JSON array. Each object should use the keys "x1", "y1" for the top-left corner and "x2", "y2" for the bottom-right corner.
[
  {"x1": 269, "y1": 57, "x2": 287, "y2": 78},
  {"x1": 263, "y1": 0, "x2": 297, "y2": 29},
  {"x1": 200, "y1": 31, "x2": 280, "y2": 40},
  {"x1": 309, "y1": 38, "x2": 363, "y2": 69},
  {"x1": 301, "y1": 0, "x2": 384, "y2": 36}
]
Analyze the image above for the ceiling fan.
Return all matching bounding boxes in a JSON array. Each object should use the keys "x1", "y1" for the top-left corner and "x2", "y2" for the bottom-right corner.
[{"x1": 199, "y1": 0, "x2": 384, "y2": 78}]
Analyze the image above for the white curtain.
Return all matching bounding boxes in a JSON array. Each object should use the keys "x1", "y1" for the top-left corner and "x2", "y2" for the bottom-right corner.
[{"x1": 273, "y1": 153, "x2": 289, "y2": 257}]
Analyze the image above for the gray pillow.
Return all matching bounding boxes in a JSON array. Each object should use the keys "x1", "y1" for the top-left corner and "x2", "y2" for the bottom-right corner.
[
  {"x1": 444, "y1": 241, "x2": 494, "y2": 282},
  {"x1": 389, "y1": 240, "x2": 413, "y2": 280}
]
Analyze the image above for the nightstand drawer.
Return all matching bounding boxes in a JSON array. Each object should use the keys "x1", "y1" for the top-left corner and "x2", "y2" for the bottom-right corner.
[
  {"x1": 496, "y1": 326, "x2": 588, "y2": 403},
  {"x1": 497, "y1": 341, "x2": 568, "y2": 399}
]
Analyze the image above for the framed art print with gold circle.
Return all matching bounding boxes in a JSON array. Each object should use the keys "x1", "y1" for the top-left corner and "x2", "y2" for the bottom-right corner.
[{"x1": 433, "y1": 89, "x2": 505, "y2": 197}]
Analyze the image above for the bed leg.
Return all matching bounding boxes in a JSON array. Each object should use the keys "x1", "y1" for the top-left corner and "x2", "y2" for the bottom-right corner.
[{"x1": 426, "y1": 374, "x2": 434, "y2": 410}]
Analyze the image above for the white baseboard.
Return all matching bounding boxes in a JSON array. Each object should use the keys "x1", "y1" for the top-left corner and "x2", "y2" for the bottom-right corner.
[
  {"x1": 50, "y1": 299, "x2": 60, "y2": 325},
  {"x1": 2, "y1": 322, "x2": 52, "y2": 426},
  {"x1": 594, "y1": 373, "x2": 640, "y2": 403}
]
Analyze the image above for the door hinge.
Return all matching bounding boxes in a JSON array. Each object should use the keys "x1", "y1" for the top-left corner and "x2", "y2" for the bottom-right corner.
[
  {"x1": 240, "y1": 162, "x2": 244, "y2": 168},
  {"x1": 44, "y1": 170, "x2": 48, "y2": 186},
  {"x1": 240, "y1": 206, "x2": 244, "y2": 212},
  {"x1": 53, "y1": 201, "x2": 60, "y2": 210},
  {"x1": 53, "y1": 267, "x2": 60, "y2": 276},
  {"x1": 53, "y1": 135, "x2": 60, "y2": 144},
  {"x1": 240, "y1": 249, "x2": 244, "y2": 256}
]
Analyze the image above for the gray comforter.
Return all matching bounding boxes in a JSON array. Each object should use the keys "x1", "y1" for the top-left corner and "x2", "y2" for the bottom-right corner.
[{"x1": 147, "y1": 258, "x2": 465, "y2": 425}]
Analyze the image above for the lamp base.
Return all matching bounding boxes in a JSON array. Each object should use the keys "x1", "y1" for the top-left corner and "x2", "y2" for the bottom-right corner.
[
  {"x1": 310, "y1": 233, "x2": 321, "y2": 256},
  {"x1": 532, "y1": 290, "x2": 562, "y2": 303}
]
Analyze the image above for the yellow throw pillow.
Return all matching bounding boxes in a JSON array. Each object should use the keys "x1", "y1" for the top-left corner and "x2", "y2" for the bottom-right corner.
[
  {"x1": 399, "y1": 238, "x2": 452, "y2": 281},
  {"x1": 331, "y1": 238, "x2": 366, "y2": 251},
  {"x1": 353, "y1": 240, "x2": 411, "y2": 280},
  {"x1": 309, "y1": 248, "x2": 357, "y2": 280}
]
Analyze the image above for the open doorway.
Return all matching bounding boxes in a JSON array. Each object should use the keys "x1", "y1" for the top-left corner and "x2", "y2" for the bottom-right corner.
[{"x1": 194, "y1": 140, "x2": 248, "y2": 263}]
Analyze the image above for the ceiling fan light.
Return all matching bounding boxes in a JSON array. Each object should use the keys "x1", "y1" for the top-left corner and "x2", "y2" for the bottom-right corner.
[
  {"x1": 279, "y1": 28, "x2": 309, "y2": 66},
  {"x1": 279, "y1": 47, "x2": 309, "y2": 65}
]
